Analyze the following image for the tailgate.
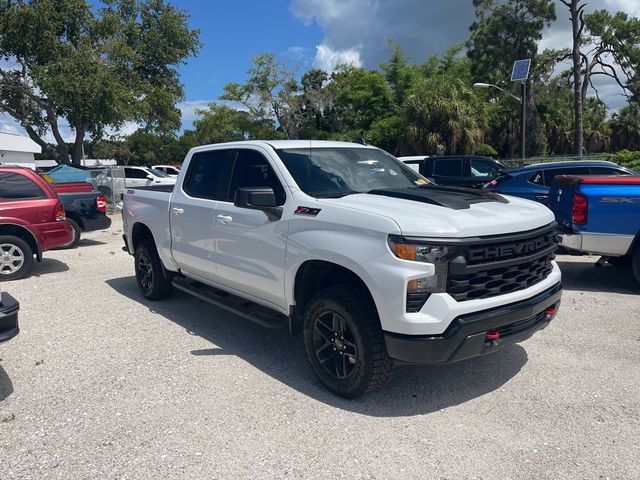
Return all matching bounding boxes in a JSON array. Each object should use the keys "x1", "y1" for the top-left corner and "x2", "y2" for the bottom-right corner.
[{"x1": 549, "y1": 176, "x2": 577, "y2": 230}]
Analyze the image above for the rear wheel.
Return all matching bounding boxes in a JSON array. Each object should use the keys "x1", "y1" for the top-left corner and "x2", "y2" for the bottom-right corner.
[
  {"x1": 62, "y1": 219, "x2": 81, "y2": 249},
  {"x1": 0, "y1": 235, "x2": 34, "y2": 281},
  {"x1": 134, "y1": 240, "x2": 174, "y2": 300},
  {"x1": 303, "y1": 286, "x2": 393, "y2": 398}
]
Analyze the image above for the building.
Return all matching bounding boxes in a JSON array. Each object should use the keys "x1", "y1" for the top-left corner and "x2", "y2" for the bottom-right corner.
[{"x1": 0, "y1": 132, "x2": 41, "y2": 169}]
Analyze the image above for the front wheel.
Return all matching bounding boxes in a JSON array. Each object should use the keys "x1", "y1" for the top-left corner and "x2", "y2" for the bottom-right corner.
[
  {"x1": 0, "y1": 235, "x2": 34, "y2": 281},
  {"x1": 134, "y1": 240, "x2": 174, "y2": 300},
  {"x1": 303, "y1": 286, "x2": 393, "y2": 398}
]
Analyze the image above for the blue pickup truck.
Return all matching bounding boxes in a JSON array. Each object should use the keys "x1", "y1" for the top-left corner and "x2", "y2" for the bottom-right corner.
[{"x1": 550, "y1": 175, "x2": 640, "y2": 285}]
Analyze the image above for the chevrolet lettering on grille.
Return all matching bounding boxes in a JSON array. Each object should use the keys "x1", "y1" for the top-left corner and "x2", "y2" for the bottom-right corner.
[{"x1": 468, "y1": 235, "x2": 554, "y2": 262}]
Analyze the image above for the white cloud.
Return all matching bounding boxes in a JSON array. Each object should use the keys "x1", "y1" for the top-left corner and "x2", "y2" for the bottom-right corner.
[
  {"x1": 313, "y1": 44, "x2": 362, "y2": 72},
  {"x1": 178, "y1": 99, "x2": 213, "y2": 127}
]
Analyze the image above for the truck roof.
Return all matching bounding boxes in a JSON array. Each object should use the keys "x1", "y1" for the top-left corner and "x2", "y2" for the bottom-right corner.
[
  {"x1": 509, "y1": 160, "x2": 619, "y2": 172},
  {"x1": 190, "y1": 140, "x2": 377, "y2": 152}
]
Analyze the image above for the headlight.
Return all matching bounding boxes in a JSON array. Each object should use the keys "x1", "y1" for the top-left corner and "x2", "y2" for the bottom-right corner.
[
  {"x1": 387, "y1": 236, "x2": 453, "y2": 263},
  {"x1": 388, "y1": 235, "x2": 456, "y2": 310}
]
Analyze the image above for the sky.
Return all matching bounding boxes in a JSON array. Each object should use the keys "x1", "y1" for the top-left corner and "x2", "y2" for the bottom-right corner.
[{"x1": 1, "y1": 0, "x2": 639, "y2": 142}]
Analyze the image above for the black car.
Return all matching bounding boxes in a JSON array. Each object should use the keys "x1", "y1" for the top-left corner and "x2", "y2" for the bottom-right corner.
[
  {"x1": 399, "y1": 155, "x2": 506, "y2": 188},
  {"x1": 0, "y1": 291, "x2": 19, "y2": 343}
]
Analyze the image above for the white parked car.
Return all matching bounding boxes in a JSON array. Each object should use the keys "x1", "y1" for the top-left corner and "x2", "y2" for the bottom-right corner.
[
  {"x1": 124, "y1": 166, "x2": 176, "y2": 188},
  {"x1": 152, "y1": 165, "x2": 181, "y2": 177}
]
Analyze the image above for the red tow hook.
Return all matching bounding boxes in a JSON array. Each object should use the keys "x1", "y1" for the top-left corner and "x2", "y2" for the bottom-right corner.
[
  {"x1": 545, "y1": 306, "x2": 558, "y2": 316},
  {"x1": 485, "y1": 331, "x2": 501, "y2": 341}
]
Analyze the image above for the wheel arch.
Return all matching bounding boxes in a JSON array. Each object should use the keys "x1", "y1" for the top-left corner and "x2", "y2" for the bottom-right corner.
[
  {"x1": 130, "y1": 222, "x2": 156, "y2": 253},
  {"x1": 0, "y1": 223, "x2": 41, "y2": 260},
  {"x1": 292, "y1": 259, "x2": 380, "y2": 326}
]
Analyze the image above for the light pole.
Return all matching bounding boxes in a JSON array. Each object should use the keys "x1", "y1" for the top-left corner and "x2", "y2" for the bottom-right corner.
[{"x1": 473, "y1": 82, "x2": 526, "y2": 165}]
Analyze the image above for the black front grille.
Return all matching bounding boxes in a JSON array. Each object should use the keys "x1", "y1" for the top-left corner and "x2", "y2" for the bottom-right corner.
[{"x1": 446, "y1": 224, "x2": 558, "y2": 302}]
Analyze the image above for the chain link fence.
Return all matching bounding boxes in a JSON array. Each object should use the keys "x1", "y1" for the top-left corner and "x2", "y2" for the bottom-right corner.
[{"x1": 85, "y1": 166, "x2": 126, "y2": 213}]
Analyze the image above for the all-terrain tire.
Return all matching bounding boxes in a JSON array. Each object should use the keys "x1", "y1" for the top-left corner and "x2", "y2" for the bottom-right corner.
[
  {"x1": 0, "y1": 235, "x2": 34, "y2": 281},
  {"x1": 303, "y1": 285, "x2": 393, "y2": 398},
  {"x1": 134, "y1": 240, "x2": 174, "y2": 300}
]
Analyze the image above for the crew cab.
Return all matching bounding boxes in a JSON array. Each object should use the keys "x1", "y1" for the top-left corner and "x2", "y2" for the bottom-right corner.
[
  {"x1": 550, "y1": 174, "x2": 640, "y2": 284},
  {"x1": 399, "y1": 155, "x2": 506, "y2": 188},
  {"x1": 122, "y1": 141, "x2": 562, "y2": 398},
  {"x1": 0, "y1": 167, "x2": 73, "y2": 280}
]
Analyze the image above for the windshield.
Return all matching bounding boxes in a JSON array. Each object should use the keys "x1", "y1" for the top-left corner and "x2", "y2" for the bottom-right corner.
[
  {"x1": 275, "y1": 147, "x2": 429, "y2": 198},
  {"x1": 147, "y1": 168, "x2": 169, "y2": 178}
]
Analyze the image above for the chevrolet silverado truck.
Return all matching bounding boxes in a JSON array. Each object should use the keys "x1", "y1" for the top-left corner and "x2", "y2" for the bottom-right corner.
[
  {"x1": 550, "y1": 174, "x2": 640, "y2": 285},
  {"x1": 122, "y1": 141, "x2": 562, "y2": 398}
]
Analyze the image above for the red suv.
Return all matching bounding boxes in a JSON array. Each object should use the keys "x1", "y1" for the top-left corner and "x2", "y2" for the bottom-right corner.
[{"x1": 0, "y1": 167, "x2": 74, "y2": 280}]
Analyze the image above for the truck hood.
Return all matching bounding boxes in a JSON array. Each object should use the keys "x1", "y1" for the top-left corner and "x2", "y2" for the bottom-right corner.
[{"x1": 318, "y1": 191, "x2": 554, "y2": 237}]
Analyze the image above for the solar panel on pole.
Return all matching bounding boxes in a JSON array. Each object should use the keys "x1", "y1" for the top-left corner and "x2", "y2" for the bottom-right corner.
[{"x1": 511, "y1": 59, "x2": 531, "y2": 82}]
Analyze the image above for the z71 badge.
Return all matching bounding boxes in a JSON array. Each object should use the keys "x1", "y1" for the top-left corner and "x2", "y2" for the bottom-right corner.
[{"x1": 294, "y1": 206, "x2": 322, "y2": 216}]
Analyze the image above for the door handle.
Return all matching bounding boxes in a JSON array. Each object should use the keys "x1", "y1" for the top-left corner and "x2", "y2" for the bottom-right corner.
[
  {"x1": 217, "y1": 214, "x2": 232, "y2": 224},
  {"x1": 535, "y1": 194, "x2": 549, "y2": 200},
  {"x1": 172, "y1": 207, "x2": 184, "y2": 215}
]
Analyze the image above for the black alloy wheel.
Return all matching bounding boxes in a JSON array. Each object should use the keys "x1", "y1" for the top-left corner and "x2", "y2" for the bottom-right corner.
[{"x1": 312, "y1": 310, "x2": 359, "y2": 380}]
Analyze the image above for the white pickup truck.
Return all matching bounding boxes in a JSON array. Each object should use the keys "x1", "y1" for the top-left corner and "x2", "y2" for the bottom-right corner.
[{"x1": 122, "y1": 140, "x2": 562, "y2": 398}]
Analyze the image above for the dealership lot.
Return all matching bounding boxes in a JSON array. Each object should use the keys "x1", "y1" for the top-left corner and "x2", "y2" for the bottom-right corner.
[{"x1": 1, "y1": 216, "x2": 639, "y2": 480}]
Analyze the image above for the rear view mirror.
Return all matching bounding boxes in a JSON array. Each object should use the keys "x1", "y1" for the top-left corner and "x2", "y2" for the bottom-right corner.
[{"x1": 234, "y1": 187, "x2": 282, "y2": 220}]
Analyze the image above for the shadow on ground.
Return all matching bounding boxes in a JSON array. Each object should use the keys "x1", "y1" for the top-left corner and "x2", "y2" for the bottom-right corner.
[
  {"x1": 557, "y1": 259, "x2": 638, "y2": 294},
  {"x1": 106, "y1": 276, "x2": 529, "y2": 417},
  {"x1": 0, "y1": 365, "x2": 13, "y2": 402},
  {"x1": 76, "y1": 239, "x2": 107, "y2": 247},
  {"x1": 30, "y1": 258, "x2": 69, "y2": 277}
]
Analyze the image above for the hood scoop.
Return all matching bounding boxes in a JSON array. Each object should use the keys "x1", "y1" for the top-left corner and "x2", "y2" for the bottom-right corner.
[{"x1": 367, "y1": 186, "x2": 509, "y2": 210}]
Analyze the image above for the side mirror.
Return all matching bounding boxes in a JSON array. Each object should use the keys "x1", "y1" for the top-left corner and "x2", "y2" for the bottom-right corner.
[
  {"x1": 234, "y1": 187, "x2": 283, "y2": 221},
  {"x1": 146, "y1": 174, "x2": 154, "y2": 180}
]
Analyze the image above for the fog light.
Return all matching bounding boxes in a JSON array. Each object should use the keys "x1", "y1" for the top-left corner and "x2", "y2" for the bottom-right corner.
[{"x1": 406, "y1": 278, "x2": 432, "y2": 313}]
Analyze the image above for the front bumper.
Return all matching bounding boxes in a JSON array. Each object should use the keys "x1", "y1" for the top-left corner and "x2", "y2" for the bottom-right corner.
[
  {"x1": 384, "y1": 282, "x2": 561, "y2": 364},
  {"x1": 0, "y1": 292, "x2": 20, "y2": 343}
]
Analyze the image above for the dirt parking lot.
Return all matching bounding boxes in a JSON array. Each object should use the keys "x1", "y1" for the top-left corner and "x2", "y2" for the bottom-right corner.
[{"x1": 1, "y1": 216, "x2": 639, "y2": 480}]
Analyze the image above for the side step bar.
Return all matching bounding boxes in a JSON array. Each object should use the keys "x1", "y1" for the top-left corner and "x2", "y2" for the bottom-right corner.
[{"x1": 171, "y1": 277, "x2": 287, "y2": 329}]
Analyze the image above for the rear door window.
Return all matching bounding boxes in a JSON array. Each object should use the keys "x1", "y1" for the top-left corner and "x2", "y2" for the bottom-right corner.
[
  {"x1": 183, "y1": 149, "x2": 235, "y2": 200},
  {"x1": 589, "y1": 167, "x2": 628, "y2": 176},
  {"x1": 125, "y1": 168, "x2": 148, "y2": 179},
  {"x1": 0, "y1": 172, "x2": 47, "y2": 199},
  {"x1": 543, "y1": 167, "x2": 590, "y2": 186},
  {"x1": 433, "y1": 159, "x2": 463, "y2": 177}
]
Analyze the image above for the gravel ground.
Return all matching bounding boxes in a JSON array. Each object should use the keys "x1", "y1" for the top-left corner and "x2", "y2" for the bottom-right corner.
[{"x1": 1, "y1": 216, "x2": 639, "y2": 480}]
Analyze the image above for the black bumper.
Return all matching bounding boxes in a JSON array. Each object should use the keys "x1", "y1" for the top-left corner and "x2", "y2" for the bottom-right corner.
[
  {"x1": 82, "y1": 214, "x2": 112, "y2": 233},
  {"x1": 384, "y1": 283, "x2": 562, "y2": 364},
  {"x1": 0, "y1": 292, "x2": 20, "y2": 343}
]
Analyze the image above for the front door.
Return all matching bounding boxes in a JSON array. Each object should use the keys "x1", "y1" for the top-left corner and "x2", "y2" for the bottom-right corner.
[{"x1": 213, "y1": 148, "x2": 289, "y2": 309}]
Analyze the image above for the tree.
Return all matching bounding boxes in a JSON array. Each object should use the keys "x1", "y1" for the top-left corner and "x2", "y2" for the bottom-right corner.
[
  {"x1": 468, "y1": 0, "x2": 556, "y2": 156},
  {"x1": 220, "y1": 53, "x2": 301, "y2": 139},
  {"x1": 192, "y1": 104, "x2": 278, "y2": 144},
  {"x1": 559, "y1": 3, "x2": 640, "y2": 155},
  {"x1": 0, "y1": 0, "x2": 200, "y2": 164},
  {"x1": 610, "y1": 103, "x2": 640, "y2": 151}
]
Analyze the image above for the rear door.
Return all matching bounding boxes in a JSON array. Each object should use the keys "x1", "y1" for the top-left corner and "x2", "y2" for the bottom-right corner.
[
  {"x1": 124, "y1": 167, "x2": 151, "y2": 188},
  {"x1": 0, "y1": 171, "x2": 51, "y2": 224},
  {"x1": 213, "y1": 147, "x2": 289, "y2": 309},
  {"x1": 169, "y1": 149, "x2": 234, "y2": 281}
]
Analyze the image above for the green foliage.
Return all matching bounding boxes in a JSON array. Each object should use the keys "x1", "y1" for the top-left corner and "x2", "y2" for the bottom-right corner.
[
  {"x1": 610, "y1": 103, "x2": 640, "y2": 151},
  {"x1": 0, "y1": 0, "x2": 200, "y2": 163},
  {"x1": 475, "y1": 143, "x2": 498, "y2": 156},
  {"x1": 604, "y1": 150, "x2": 640, "y2": 171}
]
